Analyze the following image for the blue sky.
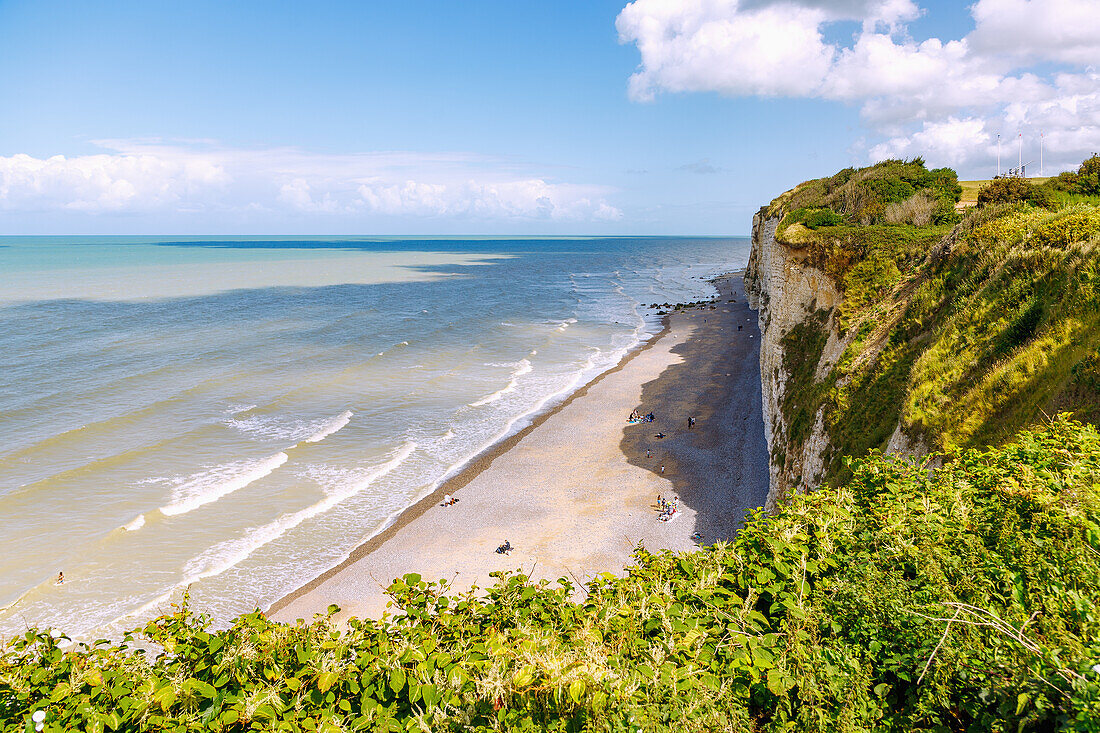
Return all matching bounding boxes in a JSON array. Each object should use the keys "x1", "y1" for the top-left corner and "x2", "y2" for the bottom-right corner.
[{"x1": 1, "y1": 0, "x2": 1097, "y2": 235}]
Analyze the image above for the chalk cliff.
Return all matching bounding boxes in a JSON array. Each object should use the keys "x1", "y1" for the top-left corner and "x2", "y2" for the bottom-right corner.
[{"x1": 745, "y1": 212, "x2": 842, "y2": 509}]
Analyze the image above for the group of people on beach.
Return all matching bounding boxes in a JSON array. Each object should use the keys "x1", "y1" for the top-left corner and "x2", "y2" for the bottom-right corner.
[
  {"x1": 628, "y1": 409, "x2": 655, "y2": 424},
  {"x1": 656, "y1": 494, "x2": 680, "y2": 521}
]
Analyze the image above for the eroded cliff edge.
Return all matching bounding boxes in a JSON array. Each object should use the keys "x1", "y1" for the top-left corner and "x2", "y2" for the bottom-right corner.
[
  {"x1": 745, "y1": 158, "x2": 1100, "y2": 509},
  {"x1": 745, "y1": 211, "x2": 844, "y2": 509}
]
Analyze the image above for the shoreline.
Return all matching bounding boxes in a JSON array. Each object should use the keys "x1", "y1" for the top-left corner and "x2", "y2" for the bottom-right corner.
[
  {"x1": 270, "y1": 270, "x2": 767, "y2": 623},
  {"x1": 268, "y1": 316, "x2": 674, "y2": 616}
]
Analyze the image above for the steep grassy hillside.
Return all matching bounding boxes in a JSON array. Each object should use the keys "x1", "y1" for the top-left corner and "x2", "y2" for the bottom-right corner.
[
  {"x1": 763, "y1": 157, "x2": 1100, "y2": 489},
  {"x1": 3, "y1": 419, "x2": 1099, "y2": 731}
]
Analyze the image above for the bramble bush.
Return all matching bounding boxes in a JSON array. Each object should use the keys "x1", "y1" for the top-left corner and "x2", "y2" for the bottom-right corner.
[{"x1": 3, "y1": 419, "x2": 1099, "y2": 732}]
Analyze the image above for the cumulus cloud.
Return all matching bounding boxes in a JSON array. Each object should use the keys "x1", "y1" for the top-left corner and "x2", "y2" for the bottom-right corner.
[
  {"x1": 617, "y1": 0, "x2": 1100, "y2": 174},
  {"x1": 0, "y1": 140, "x2": 621, "y2": 223},
  {"x1": 0, "y1": 151, "x2": 226, "y2": 212}
]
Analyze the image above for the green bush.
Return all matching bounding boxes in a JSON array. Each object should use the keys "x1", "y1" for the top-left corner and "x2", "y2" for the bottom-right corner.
[
  {"x1": 786, "y1": 207, "x2": 846, "y2": 229},
  {"x1": 978, "y1": 178, "x2": 1055, "y2": 207},
  {"x1": 770, "y1": 159, "x2": 960, "y2": 227},
  {"x1": 1076, "y1": 154, "x2": 1100, "y2": 196},
  {"x1": 3, "y1": 420, "x2": 1099, "y2": 731}
]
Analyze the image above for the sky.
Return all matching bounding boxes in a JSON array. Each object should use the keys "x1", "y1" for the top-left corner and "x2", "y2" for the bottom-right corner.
[{"x1": 0, "y1": 0, "x2": 1097, "y2": 235}]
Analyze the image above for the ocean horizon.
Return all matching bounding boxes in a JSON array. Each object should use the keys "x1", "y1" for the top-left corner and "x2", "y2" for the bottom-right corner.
[{"x1": 0, "y1": 235, "x2": 750, "y2": 638}]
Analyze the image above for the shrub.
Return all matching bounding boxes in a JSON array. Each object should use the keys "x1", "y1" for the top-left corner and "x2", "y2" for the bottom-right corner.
[
  {"x1": 1028, "y1": 205, "x2": 1100, "y2": 248},
  {"x1": 786, "y1": 207, "x2": 846, "y2": 229},
  {"x1": 1049, "y1": 170, "x2": 1081, "y2": 192},
  {"x1": 1076, "y1": 153, "x2": 1100, "y2": 196},
  {"x1": 977, "y1": 177, "x2": 1055, "y2": 207},
  {"x1": 884, "y1": 191, "x2": 938, "y2": 225}
]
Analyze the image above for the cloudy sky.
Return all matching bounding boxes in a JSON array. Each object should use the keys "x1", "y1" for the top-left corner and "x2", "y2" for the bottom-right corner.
[{"x1": 1, "y1": 0, "x2": 1097, "y2": 234}]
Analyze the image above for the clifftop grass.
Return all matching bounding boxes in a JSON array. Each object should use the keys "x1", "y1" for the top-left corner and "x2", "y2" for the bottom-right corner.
[
  {"x1": 3, "y1": 419, "x2": 1100, "y2": 731},
  {"x1": 765, "y1": 157, "x2": 1100, "y2": 488}
]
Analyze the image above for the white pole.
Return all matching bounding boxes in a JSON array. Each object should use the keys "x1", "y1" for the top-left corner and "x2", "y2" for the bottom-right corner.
[
  {"x1": 997, "y1": 134, "x2": 1001, "y2": 176},
  {"x1": 1040, "y1": 132, "x2": 1044, "y2": 176},
  {"x1": 1018, "y1": 133, "x2": 1023, "y2": 174}
]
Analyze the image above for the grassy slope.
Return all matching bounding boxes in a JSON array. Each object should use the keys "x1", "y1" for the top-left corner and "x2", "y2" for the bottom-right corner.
[
  {"x1": 2, "y1": 419, "x2": 1099, "y2": 731},
  {"x1": 768, "y1": 162, "x2": 1100, "y2": 488}
]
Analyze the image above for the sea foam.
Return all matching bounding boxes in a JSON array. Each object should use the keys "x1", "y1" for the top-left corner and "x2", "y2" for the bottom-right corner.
[
  {"x1": 302, "y1": 410, "x2": 353, "y2": 443},
  {"x1": 104, "y1": 442, "x2": 418, "y2": 632},
  {"x1": 184, "y1": 443, "x2": 416, "y2": 583},
  {"x1": 468, "y1": 359, "x2": 532, "y2": 407},
  {"x1": 158, "y1": 452, "x2": 289, "y2": 517}
]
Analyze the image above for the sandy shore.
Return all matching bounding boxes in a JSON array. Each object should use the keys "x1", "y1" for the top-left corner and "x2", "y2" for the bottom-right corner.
[{"x1": 271, "y1": 273, "x2": 768, "y2": 623}]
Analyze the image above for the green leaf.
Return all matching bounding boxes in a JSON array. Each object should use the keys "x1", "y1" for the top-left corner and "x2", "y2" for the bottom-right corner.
[
  {"x1": 152, "y1": 686, "x2": 176, "y2": 711},
  {"x1": 568, "y1": 679, "x2": 585, "y2": 705},
  {"x1": 389, "y1": 668, "x2": 406, "y2": 694},
  {"x1": 1016, "y1": 693, "x2": 1030, "y2": 715},
  {"x1": 766, "y1": 668, "x2": 786, "y2": 695},
  {"x1": 512, "y1": 664, "x2": 536, "y2": 688},
  {"x1": 316, "y1": 671, "x2": 338, "y2": 693}
]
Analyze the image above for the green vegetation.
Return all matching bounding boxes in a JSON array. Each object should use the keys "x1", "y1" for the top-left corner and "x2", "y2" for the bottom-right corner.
[
  {"x1": 778, "y1": 308, "x2": 832, "y2": 462},
  {"x1": 1048, "y1": 155, "x2": 1100, "y2": 198},
  {"x1": 768, "y1": 158, "x2": 960, "y2": 228},
  {"x1": 767, "y1": 156, "x2": 1100, "y2": 488},
  {"x1": 976, "y1": 178, "x2": 1054, "y2": 207},
  {"x1": 959, "y1": 178, "x2": 1052, "y2": 204},
  {"x1": 4, "y1": 419, "x2": 1100, "y2": 731}
]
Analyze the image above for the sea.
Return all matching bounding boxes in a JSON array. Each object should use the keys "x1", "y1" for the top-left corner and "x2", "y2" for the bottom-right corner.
[{"x1": 0, "y1": 235, "x2": 750, "y2": 639}]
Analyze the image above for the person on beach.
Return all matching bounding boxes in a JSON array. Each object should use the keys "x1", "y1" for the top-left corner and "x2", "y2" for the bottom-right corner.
[
  {"x1": 660, "y1": 464, "x2": 665, "y2": 473},
  {"x1": 56, "y1": 571, "x2": 64, "y2": 585},
  {"x1": 646, "y1": 449, "x2": 651, "y2": 458}
]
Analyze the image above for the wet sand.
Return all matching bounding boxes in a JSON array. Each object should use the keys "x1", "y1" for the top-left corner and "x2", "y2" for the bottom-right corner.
[{"x1": 270, "y1": 274, "x2": 768, "y2": 623}]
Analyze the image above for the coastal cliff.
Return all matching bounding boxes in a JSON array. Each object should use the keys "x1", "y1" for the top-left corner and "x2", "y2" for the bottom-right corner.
[
  {"x1": 745, "y1": 211, "x2": 843, "y2": 509},
  {"x1": 746, "y1": 157, "x2": 1100, "y2": 507}
]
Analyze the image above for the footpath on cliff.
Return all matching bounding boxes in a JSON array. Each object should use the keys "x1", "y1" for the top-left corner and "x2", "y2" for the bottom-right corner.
[{"x1": 271, "y1": 274, "x2": 770, "y2": 624}]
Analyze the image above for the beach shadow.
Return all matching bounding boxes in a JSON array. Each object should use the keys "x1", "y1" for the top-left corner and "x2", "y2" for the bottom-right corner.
[{"x1": 619, "y1": 274, "x2": 770, "y2": 545}]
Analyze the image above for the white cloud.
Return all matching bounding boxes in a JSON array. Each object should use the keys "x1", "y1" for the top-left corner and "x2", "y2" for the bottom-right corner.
[
  {"x1": 616, "y1": 1, "x2": 836, "y2": 100},
  {"x1": 0, "y1": 141, "x2": 621, "y2": 223},
  {"x1": 617, "y1": 0, "x2": 1100, "y2": 174},
  {"x1": 0, "y1": 152, "x2": 226, "y2": 212},
  {"x1": 356, "y1": 178, "x2": 620, "y2": 220},
  {"x1": 969, "y1": 0, "x2": 1100, "y2": 65}
]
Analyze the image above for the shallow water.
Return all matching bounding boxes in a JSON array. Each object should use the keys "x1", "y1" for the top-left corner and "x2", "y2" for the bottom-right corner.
[{"x1": 0, "y1": 236, "x2": 749, "y2": 637}]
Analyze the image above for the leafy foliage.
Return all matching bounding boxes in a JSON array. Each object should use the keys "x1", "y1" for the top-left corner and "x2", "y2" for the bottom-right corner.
[
  {"x1": 977, "y1": 178, "x2": 1055, "y2": 208},
  {"x1": 770, "y1": 158, "x2": 960, "y2": 228},
  {"x1": 785, "y1": 207, "x2": 846, "y2": 230},
  {"x1": 4, "y1": 420, "x2": 1100, "y2": 732},
  {"x1": 1048, "y1": 155, "x2": 1100, "y2": 197}
]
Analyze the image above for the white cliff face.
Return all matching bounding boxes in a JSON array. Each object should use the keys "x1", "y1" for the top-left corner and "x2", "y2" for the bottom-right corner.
[{"x1": 745, "y1": 212, "x2": 843, "y2": 509}]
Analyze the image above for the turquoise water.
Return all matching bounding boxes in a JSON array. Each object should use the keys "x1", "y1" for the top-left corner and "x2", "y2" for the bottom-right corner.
[{"x1": 0, "y1": 236, "x2": 749, "y2": 637}]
